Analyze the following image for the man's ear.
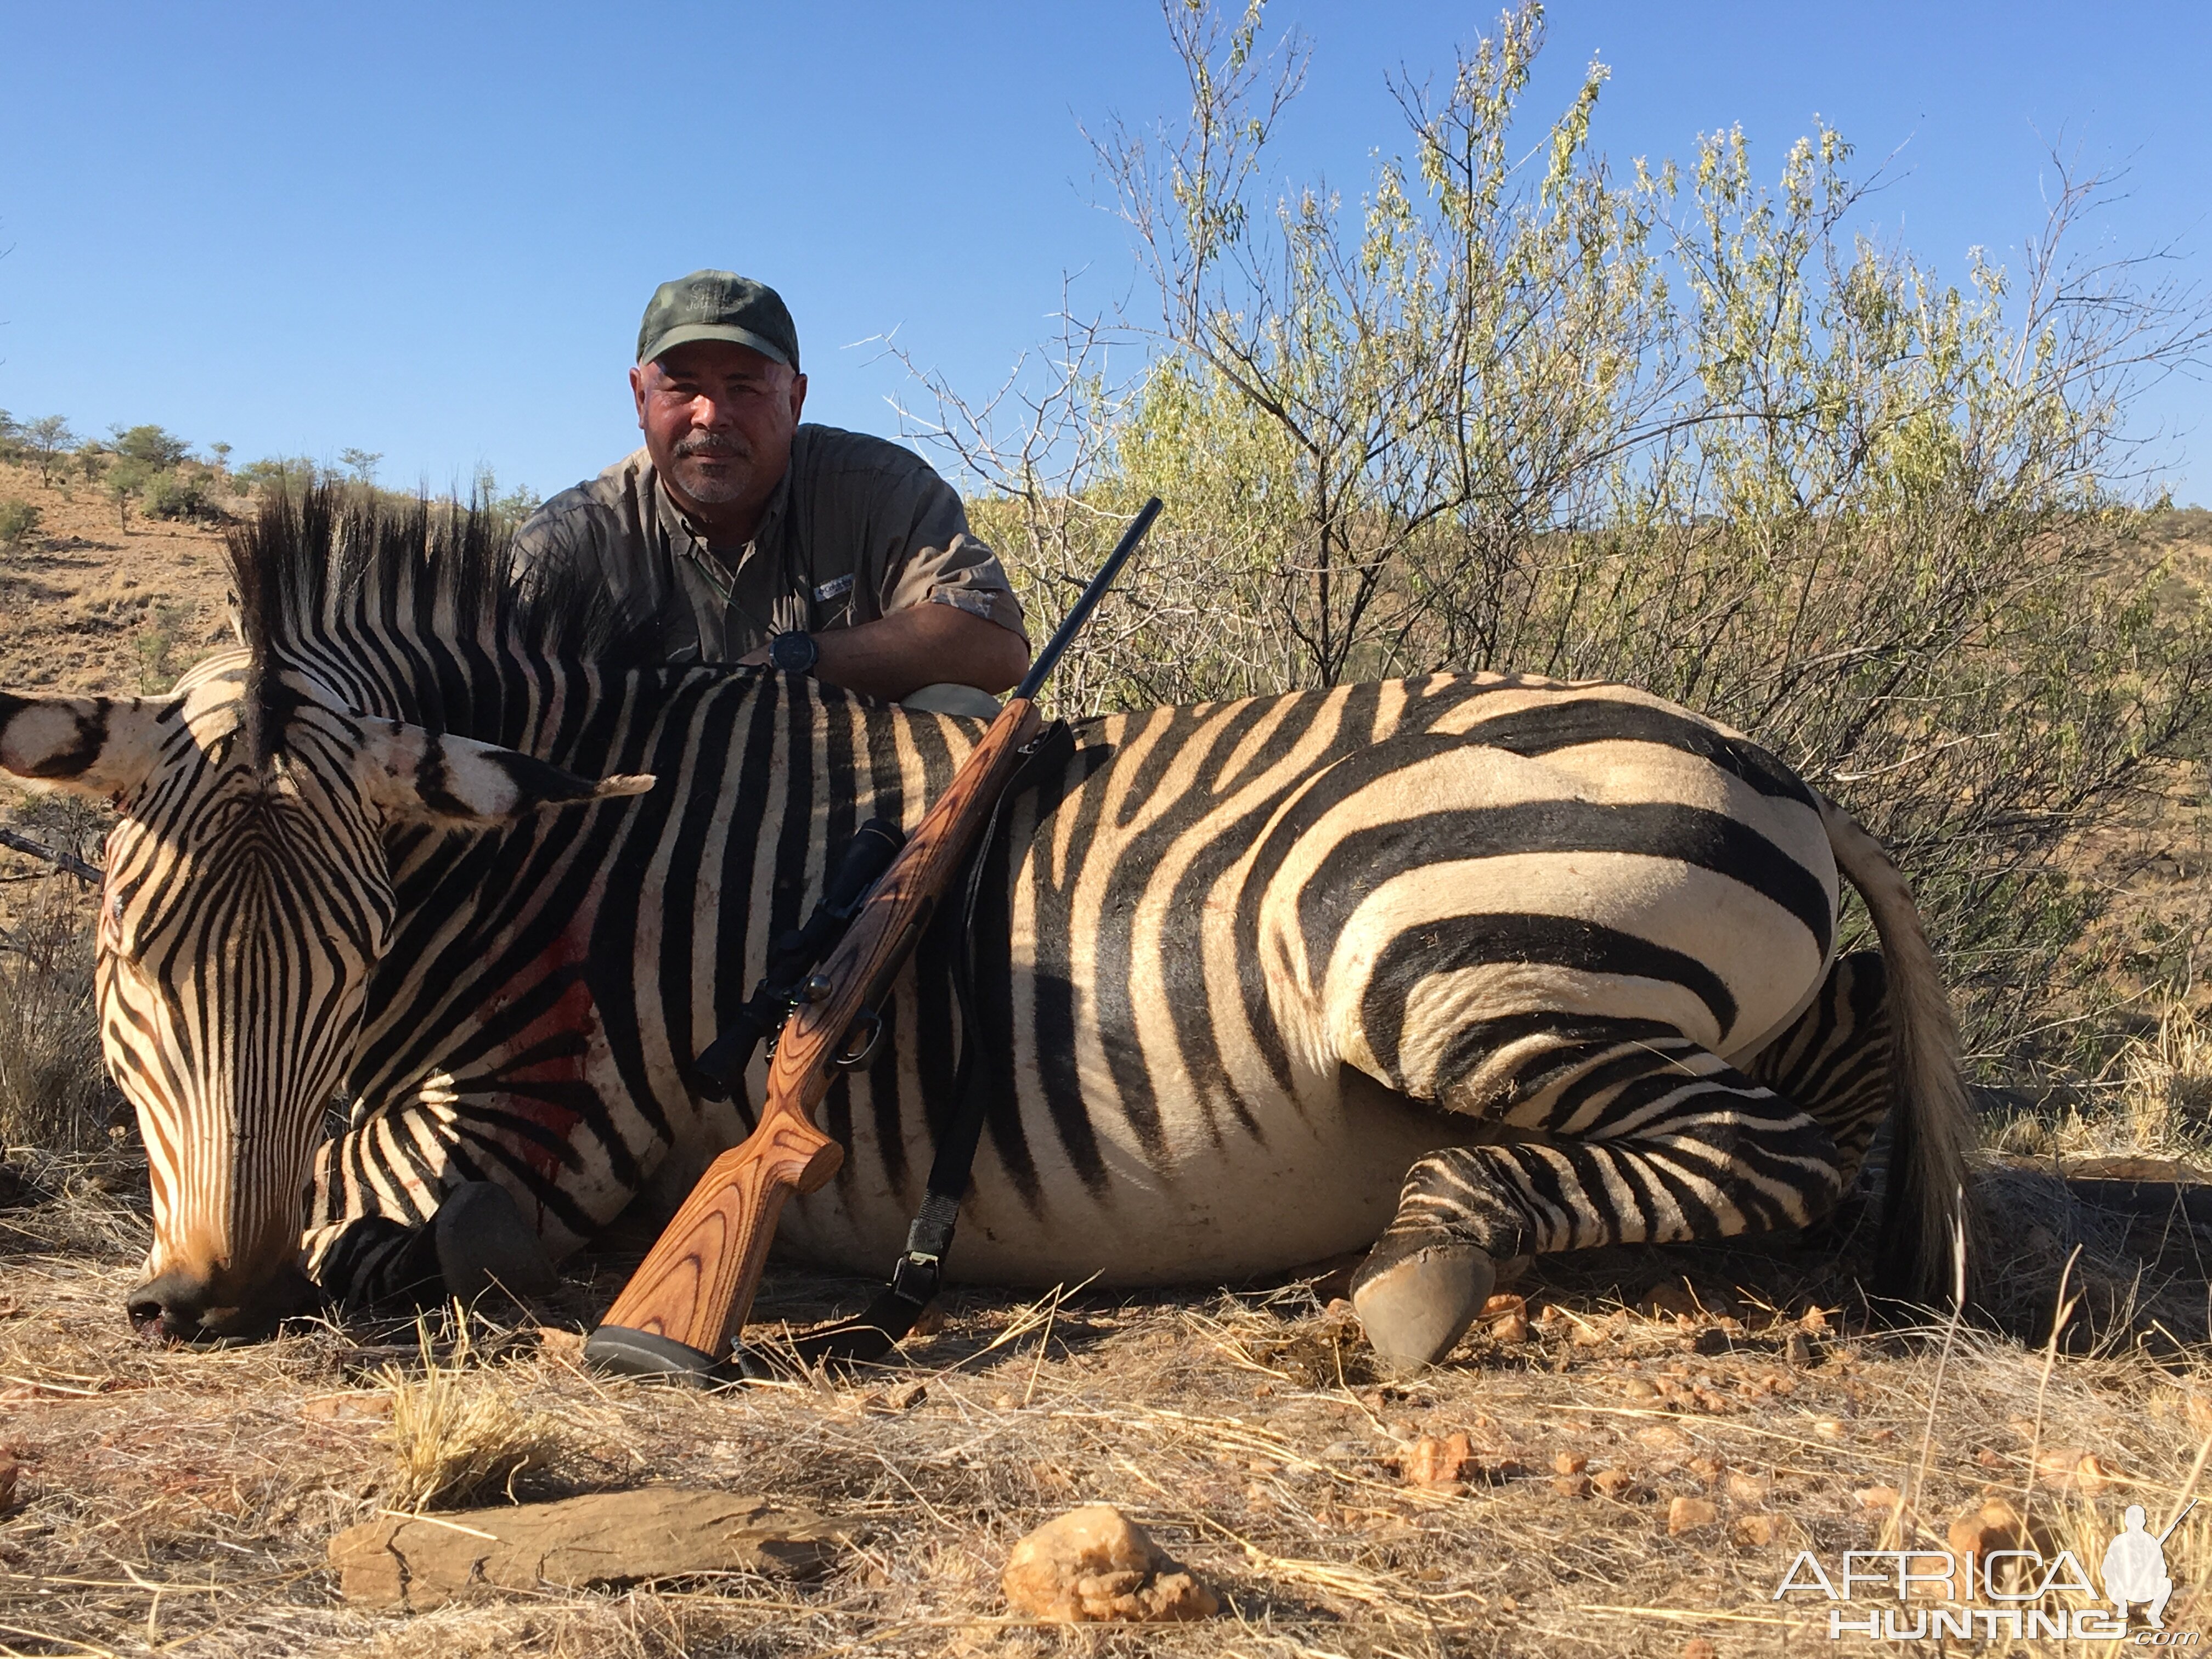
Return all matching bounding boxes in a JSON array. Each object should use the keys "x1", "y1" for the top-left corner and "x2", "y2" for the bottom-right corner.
[
  {"x1": 0, "y1": 691, "x2": 172, "y2": 802},
  {"x1": 354, "y1": 719, "x2": 653, "y2": 827}
]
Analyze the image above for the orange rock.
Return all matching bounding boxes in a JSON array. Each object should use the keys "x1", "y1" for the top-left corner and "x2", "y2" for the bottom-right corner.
[
  {"x1": 1855, "y1": 1485, "x2": 1902, "y2": 1511},
  {"x1": 1667, "y1": 1496, "x2": 1720, "y2": 1535},
  {"x1": 1402, "y1": 1433, "x2": 1474, "y2": 1490},
  {"x1": 1592, "y1": 1468, "x2": 1637, "y2": 1499},
  {"x1": 1733, "y1": 1513, "x2": 1779, "y2": 1546},
  {"x1": 1002, "y1": 1506, "x2": 1219, "y2": 1623},
  {"x1": 1945, "y1": 1497, "x2": 2047, "y2": 1561},
  {"x1": 1681, "y1": 1638, "x2": 1719, "y2": 1659},
  {"x1": 1553, "y1": 1451, "x2": 1589, "y2": 1475},
  {"x1": 1489, "y1": 1310, "x2": 1531, "y2": 1343},
  {"x1": 1687, "y1": 1455, "x2": 1724, "y2": 1484},
  {"x1": 1481, "y1": 1293, "x2": 1527, "y2": 1320}
]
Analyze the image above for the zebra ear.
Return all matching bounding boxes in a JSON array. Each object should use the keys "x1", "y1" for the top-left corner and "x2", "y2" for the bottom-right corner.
[
  {"x1": 0, "y1": 691, "x2": 170, "y2": 802},
  {"x1": 355, "y1": 719, "x2": 654, "y2": 827}
]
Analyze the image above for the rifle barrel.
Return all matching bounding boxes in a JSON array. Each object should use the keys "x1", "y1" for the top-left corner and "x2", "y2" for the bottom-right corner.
[{"x1": 1014, "y1": 497, "x2": 1163, "y2": 702}]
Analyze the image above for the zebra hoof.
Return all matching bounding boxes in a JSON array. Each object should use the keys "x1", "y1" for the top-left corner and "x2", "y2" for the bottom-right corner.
[
  {"x1": 1351, "y1": 1243, "x2": 1495, "y2": 1375},
  {"x1": 433, "y1": 1182, "x2": 558, "y2": 1302}
]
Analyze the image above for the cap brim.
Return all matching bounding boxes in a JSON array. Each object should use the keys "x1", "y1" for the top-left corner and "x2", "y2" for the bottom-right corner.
[{"x1": 640, "y1": 323, "x2": 794, "y2": 370}]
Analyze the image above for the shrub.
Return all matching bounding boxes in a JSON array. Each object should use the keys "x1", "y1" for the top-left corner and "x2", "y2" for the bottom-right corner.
[
  {"x1": 928, "y1": 2, "x2": 2212, "y2": 1074},
  {"x1": 0, "y1": 499, "x2": 40, "y2": 548},
  {"x1": 141, "y1": 468, "x2": 224, "y2": 524},
  {"x1": 0, "y1": 877, "x2": 119, "y2": 1154}
]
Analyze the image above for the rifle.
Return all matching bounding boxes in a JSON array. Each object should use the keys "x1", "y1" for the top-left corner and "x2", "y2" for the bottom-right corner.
[{"x1": 585, "y1": 497, "x2": 1163, "y2": 1383}]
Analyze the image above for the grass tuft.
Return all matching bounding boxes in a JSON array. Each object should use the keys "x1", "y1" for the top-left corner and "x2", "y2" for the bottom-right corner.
[{"x1": 381, "y1": 1314, "x2": 565, "y2": 1511}]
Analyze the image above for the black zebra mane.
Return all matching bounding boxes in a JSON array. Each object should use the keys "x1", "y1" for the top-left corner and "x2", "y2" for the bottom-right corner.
[{"x1": 224, "y1": 487, "x2": 669, "y2": 766}]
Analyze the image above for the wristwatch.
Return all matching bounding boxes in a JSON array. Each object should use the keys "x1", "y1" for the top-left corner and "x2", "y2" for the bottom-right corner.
[{"x1": 766, "y1": 630, "x2": 819, "y2": 674}]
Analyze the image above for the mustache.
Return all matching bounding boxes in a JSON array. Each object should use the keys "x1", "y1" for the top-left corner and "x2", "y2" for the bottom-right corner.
[{"x1": 674, "y1": 434, "x2": 748, "y2": 460}]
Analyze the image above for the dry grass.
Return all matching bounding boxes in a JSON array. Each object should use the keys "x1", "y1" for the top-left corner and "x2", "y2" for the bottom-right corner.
[
  {"x1": 4, "y1": 1169, "x2": 2211, "y2": 1657},
  {"x1": 0, "y1": 878, "x2": 119, "y2": 1157},
  {"x1": 5, "y1": 471, "x2": 2212, "y2": 1652},
  {"x1": 379, "y1": 1316, "x2": 565, "y2": 1513}
]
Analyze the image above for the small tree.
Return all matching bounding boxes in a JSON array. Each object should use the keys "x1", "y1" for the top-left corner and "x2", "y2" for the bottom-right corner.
[
  {"x1": 24, "y1": 416, "x2": 76, "y2": 487},
  {"x1": 106, "y1": 458, "x2": 152, "y2": 532},
  {"x1": 109, "y1": 424, "x2": 190, "y2": 469},
  {"x1": 0, "y1": 499, "x2": 41, "y2": 548},
  {"x1": 339, "y1": 447, "x2": 383, "y2": 486},
  {"x1": 208, "y1": 441, "x2": 233, "y2": 475}
]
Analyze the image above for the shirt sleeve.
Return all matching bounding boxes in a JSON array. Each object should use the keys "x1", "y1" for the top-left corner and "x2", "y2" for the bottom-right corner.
[{"x1": 874, "y1": 465, "x2": 1030, "y2": 642}]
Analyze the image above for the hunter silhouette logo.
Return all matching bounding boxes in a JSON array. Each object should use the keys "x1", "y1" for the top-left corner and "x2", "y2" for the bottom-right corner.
[{"x1": 2104, "y1": 1502, "x2": 2191, "y2": 1631}]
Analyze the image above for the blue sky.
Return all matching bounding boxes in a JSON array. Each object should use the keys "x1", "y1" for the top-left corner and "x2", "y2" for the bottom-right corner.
[{"x1": 2, "y1": 2, "x2": 2206, "y2": 502}]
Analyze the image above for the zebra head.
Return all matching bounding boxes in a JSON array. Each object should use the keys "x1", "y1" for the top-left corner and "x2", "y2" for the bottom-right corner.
[{"x1": 0, "y1": 655, "x2": 652, "y2": 1343}]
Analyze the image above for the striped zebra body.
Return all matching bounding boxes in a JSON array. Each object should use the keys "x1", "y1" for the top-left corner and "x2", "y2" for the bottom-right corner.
[
  {"x1": 0, "y1": 499, "x2": 1969, "y2": 1354},
  {"x1": 316, "y1": 669, "x2": 1865, "y2": 1285}
]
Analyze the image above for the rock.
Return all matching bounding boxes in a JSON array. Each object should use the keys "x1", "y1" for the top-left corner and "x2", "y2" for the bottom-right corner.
[
  {"x1": 1001, "y1": 1505, "x2": 1218, "y2": 1623},
  {"x1": 1812, "y1": 1418, "x2": 1848, "y2": 1441},
  {"x1": 1552, "y1": 1451, "x2": 1588, "y2": 1476},
  {"x1": 301, "y1": 1391, "x2": 393, "y2": 1422},
  {"x1": 1401, "y1": 1433, "x2": 1474, "y2": 1489},
  {"x1": 1489, "y1": 1310, "x2": 1531, "y2": 1343},
  {"x1": 1551, "y1": 1473, "x2": 1592, "y2": 1498},
  {"x1": 2035, "y1": 1447, "x2": 2101, "y2": 1489},
  {"x1": 1591, "y1": 1467, "x2": 1637, "y2": 1499},
  {"x1": 1686, "y1": 1455, "x2": 1724, "y2": 1483},
  {"x1": 1726, "y1": 1471, "x2": 1772, "y2": 1505},
  {"x1": 1947, "y1": 1497, "x2": 2047, "y2": 1560},
  {"x1": 1681, "y1": 1639, "x2": 1719, "y2": 1659},
  {"x1": 0, "y1": 1456, "x2": 16, "y2": 1511},
  {"x1": 1782, "y1": 1330, "x2": 1813, "y2": 1367},
  {"x1": 1667, "y1": 1496, "x2": 1719, "y2": 1536},
  {"x1": 1733, "y1": 1513, "x2": 1779, "y2": 1546},
  {"x1": 864, "y1": 1379, "x2": 929, "y2": 1413},
  {"x1": 1799, "y1": 1306, "x2": 1831, "y2": 1335},
  {"x1": 1643, "y1": 1279, "x2": 1700, "y2": 1320},
  {"x1": 1481, "y1": 1293, "x2": 1526, "y2": 1321},
  {"x1": 328, "y1": 1488, "x2": 844, "y2": 1610}
]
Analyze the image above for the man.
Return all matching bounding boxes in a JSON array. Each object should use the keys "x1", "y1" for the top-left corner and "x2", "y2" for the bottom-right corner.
[{"x1": 512, "y1": 270, "x2": 1029, "y2": 716}]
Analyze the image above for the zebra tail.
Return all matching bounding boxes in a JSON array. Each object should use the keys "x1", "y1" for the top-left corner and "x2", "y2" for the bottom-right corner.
[{"x1": 1817, "y1": 794, "x2": 1976, "y2": 1310}]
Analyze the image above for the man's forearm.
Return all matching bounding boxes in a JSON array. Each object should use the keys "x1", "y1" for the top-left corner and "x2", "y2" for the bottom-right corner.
[{"x1": 804, "y1": 602, "x2": 1030, "y2": 702}]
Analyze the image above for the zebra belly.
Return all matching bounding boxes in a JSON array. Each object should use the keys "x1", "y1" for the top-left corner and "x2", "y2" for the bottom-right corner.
[{"x1": 769, "y1": 1070, "x2": 1482, "y2": 1285}]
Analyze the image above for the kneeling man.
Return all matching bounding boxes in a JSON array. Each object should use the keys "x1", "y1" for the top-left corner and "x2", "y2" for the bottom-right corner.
[{"x1": 513, "y1": 269, "x2": 1029, "y2": 715}]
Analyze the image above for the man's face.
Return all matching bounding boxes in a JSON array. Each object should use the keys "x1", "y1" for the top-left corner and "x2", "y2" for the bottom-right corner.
[{"x1": 631, "y1": 340, "x2": 806, "y2": 523}]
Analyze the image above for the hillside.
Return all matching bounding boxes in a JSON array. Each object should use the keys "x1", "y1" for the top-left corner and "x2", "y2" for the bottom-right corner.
[{"x1": 3, "y1": 461, "x2": 2212, "y2": 1655}]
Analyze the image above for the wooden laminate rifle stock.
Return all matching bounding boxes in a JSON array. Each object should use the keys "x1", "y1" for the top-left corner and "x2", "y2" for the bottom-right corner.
[{"x1": 586, "y1": 496, "x2": 1162, "y2": 1384}]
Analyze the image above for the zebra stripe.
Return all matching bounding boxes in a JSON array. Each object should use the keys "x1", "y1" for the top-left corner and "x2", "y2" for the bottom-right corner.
[{"x1": 0, "y1": 498, "x2": 1968, "y2": 1345}]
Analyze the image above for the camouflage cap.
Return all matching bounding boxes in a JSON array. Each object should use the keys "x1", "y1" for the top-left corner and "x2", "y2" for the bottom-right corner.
[{"x1": 636, "y1": 270, "x2": 799, "y2": 372}]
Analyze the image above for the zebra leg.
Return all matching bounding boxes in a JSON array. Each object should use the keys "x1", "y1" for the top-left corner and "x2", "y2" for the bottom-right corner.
[
  {"x1": 1741, "y1": 950, "x2": 1889, "y2": 1193},
  {"x1": 306, "y1": 1181, "x2": 557, "y2": 1311},
  {"x1": 1353, "y1": 1025, "x2": 1846, "y2": 1372}
]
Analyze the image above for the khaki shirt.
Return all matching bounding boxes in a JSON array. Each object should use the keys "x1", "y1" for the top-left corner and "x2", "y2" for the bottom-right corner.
[{"x1": 510, "y1": 426, "x2": 1027, "y2": 664}]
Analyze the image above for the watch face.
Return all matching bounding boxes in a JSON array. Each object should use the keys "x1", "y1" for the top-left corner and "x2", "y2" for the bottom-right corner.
[{"x1": 770, "y1": 631, "x2": 816, "y2": 673}]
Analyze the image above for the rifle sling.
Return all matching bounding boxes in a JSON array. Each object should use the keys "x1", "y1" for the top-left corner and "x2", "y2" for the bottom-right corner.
[{"x1": 787, "y1": 718, "x2": 1076, "y2": 1369}]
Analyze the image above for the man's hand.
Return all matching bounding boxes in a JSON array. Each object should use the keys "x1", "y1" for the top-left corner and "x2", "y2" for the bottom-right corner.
[{"x1": 740, "y1": 603, "x2": 1030, "y2": 703}]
